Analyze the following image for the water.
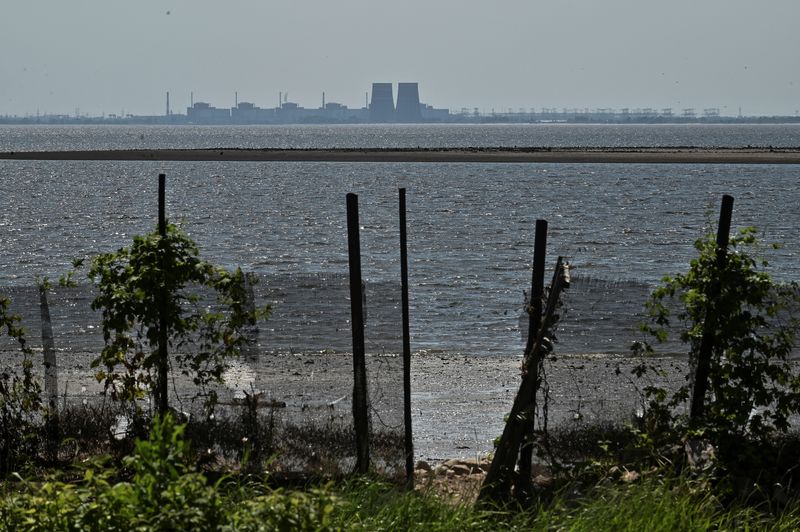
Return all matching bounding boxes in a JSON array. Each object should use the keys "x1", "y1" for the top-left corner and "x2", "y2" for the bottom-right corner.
[
  {"x1": 2, "y1": 123, "x2": 800, "y2": 152},
  {"x1": 1, "y1": 125, "x2": 799, "y2": 356}
]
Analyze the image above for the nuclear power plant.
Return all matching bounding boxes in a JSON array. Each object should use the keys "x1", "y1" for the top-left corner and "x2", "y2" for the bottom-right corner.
[
  {"x1": 4, "y1": 80, "x2": 775, "y2": 125},
  {"x1": 369, "y1": 82, "x2": 424, "y2": 123},
  {"x1": 180, "y1": 81, "x2": 448, "y2": 125}
]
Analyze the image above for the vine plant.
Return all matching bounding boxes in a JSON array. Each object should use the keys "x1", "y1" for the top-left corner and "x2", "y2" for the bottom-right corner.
[
  {"x1": 633, "y1": 227, "x2": 800, "y2": 443},
  {"x1": 0, "y1": 296, "x2": 42, "y2": 474},
  {"x1": 87, "y1": 222, "x2": 269, "y2": 414}
]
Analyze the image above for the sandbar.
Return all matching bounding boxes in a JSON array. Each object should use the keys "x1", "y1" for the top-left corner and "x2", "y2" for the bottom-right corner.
[{"x1": 2, "y1": 147, "x2": 800, "y2": 164}]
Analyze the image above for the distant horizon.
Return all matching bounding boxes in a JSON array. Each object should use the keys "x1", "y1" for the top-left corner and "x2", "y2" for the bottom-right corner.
[
  {"x1": 1, "y1": 87, "x2": 798, "y2": 120},
  {"x1": 3, "y1": 1, "x2": 799, "y2": 118}
]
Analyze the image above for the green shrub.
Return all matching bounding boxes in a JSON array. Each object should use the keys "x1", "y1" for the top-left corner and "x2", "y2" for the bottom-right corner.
[
  {"x1": 634, "y1": 228, "x2": 800, "y2": 441},
  {"x1": 87, "y1": 222, "x2": 268, "y2": 412},
  {"x1": 0, "y1": 297, "x2": 42, "y2": 475}
]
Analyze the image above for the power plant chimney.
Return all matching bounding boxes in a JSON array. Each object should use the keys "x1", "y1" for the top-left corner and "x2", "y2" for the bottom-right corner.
[
  {"x1": 369, "y1": 83, "x2": 394, "y2": 122},
  {"x1": 166, "y1": 91, "x2": 170, "y2": 116},
  {"x1": 396, "y1": 82, "x2": 422, "y2": 123}
]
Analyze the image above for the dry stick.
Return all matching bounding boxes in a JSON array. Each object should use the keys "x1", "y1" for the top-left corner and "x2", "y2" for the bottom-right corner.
[
  {"x1": 399, "y1": 188, "x2": 414, "y2": 490},
  {"x1": 157, "y1": 173, "x2": 169, "y2": 416},
  {"x1": 516, "y1": 219, "x2": 547, "y2": 501},
  {"x1": 39, "y1": 284, "x2": 58, "y2": 457},
  {"x1": 346, "y1": 193, "x2": 370, "y2": 474},
  {"x1": 690, "y1": 194, "x2": 734, "y2": 422},
  {"x1": 479, "y1": 258, "x2": 569, "y2": 504}
]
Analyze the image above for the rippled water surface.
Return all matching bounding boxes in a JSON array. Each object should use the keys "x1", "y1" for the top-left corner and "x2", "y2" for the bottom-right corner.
[
  {"x1": 2, "y1": 155, "x2": 798, "y2": 355},
  {"x1": 2, "y1": 123, "x2": 800, "y2": 151}
]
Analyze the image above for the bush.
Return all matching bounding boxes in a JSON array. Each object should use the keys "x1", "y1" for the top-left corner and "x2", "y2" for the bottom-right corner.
[
  {"x1": 633, "y1": 228, "x2": 800, "y2": 460},
  {"x1": 87, "y1": 222, "x2": 268, "y2": 413},
  {"x1": 0, "y1": 297, "x2": 42, "y2": 475}
]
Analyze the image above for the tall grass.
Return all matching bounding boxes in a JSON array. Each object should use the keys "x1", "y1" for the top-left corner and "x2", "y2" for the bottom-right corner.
[
  {"x1": 2, "y1": 471, "x2": 799, "y2": 530},
  {"x1": 331, "y1": 477, "x2": 800, "y2": 531},
  {"x1": 2, "y1": 413, "x2": 799, "y2": 531}
]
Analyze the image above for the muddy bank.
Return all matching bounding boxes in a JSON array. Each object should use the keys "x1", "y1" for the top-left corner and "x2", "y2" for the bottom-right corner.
[{"x1": 1, "y1": 348, "x2": 686, "y2": 463}]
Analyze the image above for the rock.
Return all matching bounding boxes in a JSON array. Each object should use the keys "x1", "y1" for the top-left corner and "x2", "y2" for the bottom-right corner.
[
  {"x1": 442, "y1": 458, "x2": 490, "y2": 474},
  {"x1": 533, "y1": 474, "x2": 554, "y2": 487},
  {"x1": 449, "y1": 464, "x2": 472, "y2": 476},
  {"x1": 415, "y1": 460, "x2": 432, "y2": 472}
]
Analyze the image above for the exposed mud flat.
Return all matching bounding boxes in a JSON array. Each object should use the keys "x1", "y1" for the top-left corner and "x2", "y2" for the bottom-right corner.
[{"x1": 1, "y1": 347, "x2": 686, "y2": 463}]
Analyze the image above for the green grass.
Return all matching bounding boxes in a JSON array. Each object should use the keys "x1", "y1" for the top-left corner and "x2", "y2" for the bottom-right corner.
[
  {"x1": 330, "y1": 477, "x2": 800, "y2": 531},
  {"x1": 3, "y1": 472, "x2": 799, "y2": 531},
  {"x1": 2, "y1": 414, "x2": 800, "y2": 531}
]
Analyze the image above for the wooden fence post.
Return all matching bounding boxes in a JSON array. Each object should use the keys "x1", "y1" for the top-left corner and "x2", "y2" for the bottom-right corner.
[
  {"x1": 516, "y1": 219, "x2": 547, "y2": 500},
  {"x1": 399, "y1": 188, "x2": 414, "y2": 489},
  {"x1": 690, "y1": 194, "x2": 734, "y2": 421},
  {"x1": 157, "y1": 173, "x2": 169, "y2": 416},
  {"x1": 347, "y1": 193, "x2": 370, "y2": 473}
]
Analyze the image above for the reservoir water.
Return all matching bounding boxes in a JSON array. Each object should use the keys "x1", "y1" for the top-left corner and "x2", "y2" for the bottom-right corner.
[{"x1": 1, "y1": 124, "x2": 799, "y2": 356}]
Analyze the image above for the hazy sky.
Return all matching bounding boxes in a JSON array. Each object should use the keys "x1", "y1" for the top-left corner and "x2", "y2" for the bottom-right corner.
[{"x1": 2, "y1": 0, "x2": 799, "y2": 117}]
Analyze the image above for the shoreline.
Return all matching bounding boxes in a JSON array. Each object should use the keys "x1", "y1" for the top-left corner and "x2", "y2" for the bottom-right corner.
[
  {"x1": 2, "y1": 348, "x2": 685, "y2": 463},
  {"x1": 2, "y1": 147, "x2": 800, "y2": 164}
]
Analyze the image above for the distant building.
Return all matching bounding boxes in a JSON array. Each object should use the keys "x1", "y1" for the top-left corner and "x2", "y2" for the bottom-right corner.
[
  {"x1": 370, "y1": 83, "x2": 395, "y2": 122},
  {"x1": 395, "y1": 82, "x2": 422, "y2": 123},
  {"x1": 187, "y1": 102, "x2": 230, "y2": 124},
  {"x1": 231, "y1": 102, "x2": 275, "y2": 123},
  {"x1": 420, "y1": 103, "x2": 450, "y2": 122}
]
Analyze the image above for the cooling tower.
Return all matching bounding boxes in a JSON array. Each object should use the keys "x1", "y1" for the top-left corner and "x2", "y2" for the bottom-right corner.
[
  {"x1": 395, "y1": 82, "x2": 422, "y2": 123},
  {"x1": 369, "y1": 83, "x2": 395, "y2": 122}
]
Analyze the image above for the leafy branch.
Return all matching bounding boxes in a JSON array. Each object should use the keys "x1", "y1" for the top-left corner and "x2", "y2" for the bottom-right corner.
[
  {"x1": 633, "y1": 227, "x2": 800, "y2": 440},
  {"x1": 87, "y1": 222, "x2": 269, "y2": 413}
]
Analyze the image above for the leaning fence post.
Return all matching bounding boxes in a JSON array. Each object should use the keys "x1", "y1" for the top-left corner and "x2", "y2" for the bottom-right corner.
[
  {"x1": 479, "y1": 257, "x2": 569, "y2": 505},
  {"x1": 346, "y1": 193, "x2": 370, "y2": 473},
  {"x1": 157, "y1": 173, "x2": 169, "y2": 416},
  {"x1": 516, "y1": 219, "x2": 547, "y2": 500},
  {"x1": 399, "y1": 188, "x2": 414, "y2": 489},
  {"x1": 690, "y1": 194, "x2": 734, "y2": 422}
]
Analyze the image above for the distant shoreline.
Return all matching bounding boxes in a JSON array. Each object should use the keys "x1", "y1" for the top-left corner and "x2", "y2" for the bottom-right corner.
[{"x1": 2, "y1": 147, "x2": 800, "y2": 164}]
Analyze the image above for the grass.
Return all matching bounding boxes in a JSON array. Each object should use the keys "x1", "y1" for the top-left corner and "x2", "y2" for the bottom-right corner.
[
  {"x1": 4, "y1": 409, "x2": 800, "y2": 530},
  {"x1": 3, "y1": 470, "x2": 799, "y2": 531},
  {"x1": 334, "y1": 477, "x2": 800, "y2": 531}
]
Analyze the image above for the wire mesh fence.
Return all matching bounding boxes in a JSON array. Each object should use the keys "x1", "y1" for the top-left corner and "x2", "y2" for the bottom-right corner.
[
  {"x1": 0, "y1": 273, "x2": 405, "y2": 477},
  {"x1": 3, "y1": 272, "x2": 798, "y2": 469}
]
